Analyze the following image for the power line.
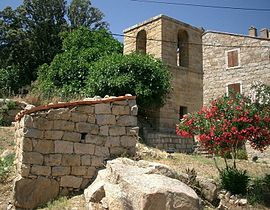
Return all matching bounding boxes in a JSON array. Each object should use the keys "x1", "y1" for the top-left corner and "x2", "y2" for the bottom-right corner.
[
  {"x1": 112, "y1": 33, "x2": 270, "y2": 48},
  {"x1": 129, "y1": 0, "x2": 270, "y2": 12}
]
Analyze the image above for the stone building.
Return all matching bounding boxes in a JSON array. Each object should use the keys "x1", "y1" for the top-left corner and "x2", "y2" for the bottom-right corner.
[
  {"x1": 203, "y1": 27, "x2": 270, "y2": 104},
  {"x1": 124, "y1": 15, "x2": 203, "y2": 137}
]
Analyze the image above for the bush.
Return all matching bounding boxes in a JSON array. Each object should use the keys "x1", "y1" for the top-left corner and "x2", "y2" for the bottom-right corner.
[
  {"x1": 220, "y1": 167, "x2": 249, "y2": 195},
  {"x1": 247, "y1": 174, "x2": 270, "y2": 206},
  {"x1": 0, "y1": 153, "x2": 15, "y2": 182},
  {"x1": 85, "y1": 53, "x2": 171, "y2": 109}
]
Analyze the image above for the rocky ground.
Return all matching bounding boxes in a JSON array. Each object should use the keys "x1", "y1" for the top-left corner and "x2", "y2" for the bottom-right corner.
[{"x1": 0, "y1": 126, "x2": 270, "y2": 210}]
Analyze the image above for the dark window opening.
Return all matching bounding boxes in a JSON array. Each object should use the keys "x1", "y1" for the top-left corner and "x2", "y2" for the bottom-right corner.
[
  {"x1": 136, "y1": 30, "x2": 147, "y2": 54},
  {"x1": 177, "y1": 30, "x2": 189, "y2": 67},
  {"x1": 80, "y1": 133, "x2": 87, "y2": 142},
  {"x1": 179, "y1": 106, "x2": 188, "y2": 119}
]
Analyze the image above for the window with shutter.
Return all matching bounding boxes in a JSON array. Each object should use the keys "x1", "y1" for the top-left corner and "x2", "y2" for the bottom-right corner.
[
  {"x1": 226, "y1": 49, "x2": 240, "y2": 68},
  {"x1": 227, "y1": 83, "x2": 241, "y2": 98}
]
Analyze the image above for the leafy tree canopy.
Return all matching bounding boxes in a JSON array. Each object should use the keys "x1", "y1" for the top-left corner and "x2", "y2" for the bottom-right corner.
[
  {"x1": 36, "y1": 27, "x2": 123, "y2": 99},
  {"x1": 85, "y1": 53, "x2": 172, "y2": 109}
]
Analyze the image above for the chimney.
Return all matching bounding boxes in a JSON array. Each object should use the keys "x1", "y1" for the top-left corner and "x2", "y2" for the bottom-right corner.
[
  {"x1": 260, "y1": 28, "x2": 269, "y2": 39},
  {"x1": 248, "y1": 26, "x2": 257, "y2": 37}
]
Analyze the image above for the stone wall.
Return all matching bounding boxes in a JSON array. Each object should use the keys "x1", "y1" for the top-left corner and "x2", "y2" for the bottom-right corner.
[
  {"x1": 13, "y1": 96, "x2": 138, "y2": 209},
  {"x1": 203, "y1": 31, "x2": 270, "y2": 105},
  {"x1": 143, "y1": 130, "x2": 194, "y2": 153},
  {"x1": 124, "y1": 15, "x2": 203, "y2": 133}
]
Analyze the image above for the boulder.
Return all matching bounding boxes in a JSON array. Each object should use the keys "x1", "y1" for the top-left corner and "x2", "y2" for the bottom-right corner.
[
  {"x1": 196, "y1": 176, "x2": 218, "y2": 203},
  {"x1": 84, "y1": 158, "x2": 202, "y2": 210},
  {"x1": 13, "y1": 176, "x2": 59, "y2": 209}
]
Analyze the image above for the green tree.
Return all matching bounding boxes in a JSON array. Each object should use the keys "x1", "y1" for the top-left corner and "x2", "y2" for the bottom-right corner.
[
  {"x1": 85, "y1": 53, "x2": 172, "y2": 109},
  {"x1": 36, "y1": 27, "x2": 123, "y2": 99},
  {"x1": 68, "y1": 0, "x2": 108, "y2": 29}
]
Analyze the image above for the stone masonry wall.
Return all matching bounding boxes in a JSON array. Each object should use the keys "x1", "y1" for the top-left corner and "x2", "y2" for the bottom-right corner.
[
  {"x1": 13, "y1": 96, "x2": 138, "y2": 209},
  {"x1": 124, "y1": 15, "x2": 203, "y2": 132},
  {"x1": 203, "y1": 32, "x2": 270, "y2": 105}
]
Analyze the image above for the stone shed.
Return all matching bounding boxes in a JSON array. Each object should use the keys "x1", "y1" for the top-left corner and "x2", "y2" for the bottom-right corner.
[{"x1": 13, "y1": 96, "x2": 138, "y2": 209}]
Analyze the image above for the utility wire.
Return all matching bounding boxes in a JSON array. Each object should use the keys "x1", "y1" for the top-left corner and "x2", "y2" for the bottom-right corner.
[
  {"x1": 112, "y1": 33, "x2": 270, "y2": 48},
  {"x1": 129, "y1": 0, "x2": 270, "y2": 12}
]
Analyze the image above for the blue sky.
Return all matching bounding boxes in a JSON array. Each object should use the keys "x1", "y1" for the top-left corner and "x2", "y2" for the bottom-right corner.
[{"x1": 1, "y1": 0, "x2": 270, "y2": 42}]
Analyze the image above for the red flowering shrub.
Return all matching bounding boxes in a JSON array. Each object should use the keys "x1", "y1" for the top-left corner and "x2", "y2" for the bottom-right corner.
[{"x1": 177, "y1": 94, "x2": 270, "y2": 162}]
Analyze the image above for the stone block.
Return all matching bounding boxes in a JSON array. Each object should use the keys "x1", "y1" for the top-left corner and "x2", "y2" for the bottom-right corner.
[
  {"x1": 44, "y1": 130, "x2": 64, "y2": 140},
  {"x1": 71, "y1": 112, "x2": 88, "y2": 122},
  {"x1": 13, "y1": 177, "x2": 59, "y2": 209},
  {"x1": 23, "y1": 152, "x2": 43, "y2": 165},
  {"x1": 21, "y1": 164, "x2": 31, "y2": 177},
  {"x1": 95, "y1": 103, "x2": 111, "y2": 114},
  {"x1": 76, "y1": 122, "x2": 99, "y2": 134},
  {"x1": 52, "y1": 166, "x2": 70, "y2": 176},
  {"x1": 62, "y1": 131, "x2": 81, "y2": 142},
  {"x1": 109, "y1": 126, "x2": 126, "y2": 136},
  {"x1": 55, "y1": 141, "x2": 73, "y2": 154},
  {"x1": 85, "y1": 167, "x2": 96, "y2": 178},
  {"x1": 87, "y1": 114, "x2": 96, "y2": 123},
  {"x1": 128, "y1": 99, "x2": 136, "y2": 107},
  {"x1": 99, "y1": 126, "x2": 109, "y2": 136},
  {"x1": 112, "y1": 105, "x2": 130, "y2": 115},
  {"x1": 71, "y1": 166, "x2": 87, "y2": 176},
  {"x1": 47, "y1": 108, "x2": 70, "y2": 120},
  {"x1": 95, "y1": 146, "x2": 110, "y2": 157},
  {"x1": 81, "y1": 155, "x2": 91, "y2": 166},
  {"x1": 31, "y1": 165, "x2": 51, "y2": 176},
  {"x1": 44, "y1": 154, "x2": 62, "y2": 166},
  {"x1": 91, "y1": 156, "x2": 104, "y2": 167},
  {"x1": 20, "y1": 115, "x2": 33, "y2": 128},
  {"x1": 74, "y1": 143, "x2": 95, "y2": 155},
  {"x1": 60, "y1": 176, "x2": 83, "y2": 188},
  {"x1": 33, "y1": 117, "x2": 54, "y2": 130},
  {"x1": 24, "y1": 128, "x2": 43, "y2": 139},
  {"x1": 76, "y1": 105, "x2": 94, "y2": 114},
  {"x1": 53, "y1": 120, "x2": 74, "y2": 131},
  {"x1": 105, "y1": 137, "x2": 120, "y2": 147},
  {"x1": 61, "y1": 154, "x2": 80, "y2": 166},
  {"x1": 109, "y1": 147, "x2": 126, "y2": 156},
  {"x1": 96, "y1": 115, "x2": 116, "y2": 125},
  {"x1": 113, "y1": 100, "x2": 128, "y2": 106},
  {"x1": 126, "y1": 127, "x2": 139, "y2": 136},
  {"x1": 116, "y1": 116, "x2": 137, "y2": 126},
  {"x1": 34, "y1": 140, "x2": 54, "y2": 154},
  {"x1": 131, "y1": 105, "x2": 138, "y2": 116},
  {"x1": 22, "y1": 138, "x2": 33, "y2": 151}
]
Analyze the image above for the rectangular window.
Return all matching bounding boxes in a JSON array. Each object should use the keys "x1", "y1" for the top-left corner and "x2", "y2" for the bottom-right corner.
[
  {"x1": 227, "y1": 83, "x2": 241, "y2": 98},
  {"x1": 226, "y1": 49, "x2": 240, "y2": 69},
  {"x1": 179, "y1": 106, "x2": 188, "y2": 119}
]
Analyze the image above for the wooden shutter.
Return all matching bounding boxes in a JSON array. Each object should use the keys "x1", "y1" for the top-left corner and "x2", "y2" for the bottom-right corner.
[
  {"x1": 227, "y1": 50, "x2": 239, "y2": 68},
  {"x1": 228, "y1": 83, "x2": 241, "y2": 97}
]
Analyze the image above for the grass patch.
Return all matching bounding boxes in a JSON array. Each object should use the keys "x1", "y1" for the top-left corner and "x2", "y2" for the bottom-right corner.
[
  {"x1": 37, "y1": 196, "x2": 68, "y2": 210},
  {"x1": 0, "y1": 153, "x2": 15, "y2": 182}
]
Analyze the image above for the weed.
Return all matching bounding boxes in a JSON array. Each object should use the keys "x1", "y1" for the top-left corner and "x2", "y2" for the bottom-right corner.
[
  {"x1": 37, "y1": 196, "x2": 68, "y2": 210},
  {"x1": 0, "y1": 153, "x2": 15, "y2": 182},
  {"x1": 220, "y1": 167, "x2": 249, "y2": 195}
]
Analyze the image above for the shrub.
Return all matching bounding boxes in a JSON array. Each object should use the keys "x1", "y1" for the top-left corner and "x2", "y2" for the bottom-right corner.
[
  {"x1": 85, "y1": 53, "x2": 171, "y2": 109},
  {"x1": 36, "y1": 27, "x2": 123, "y2": 99},
  {"x1": 0, "y1": 153, "x2": 15, "y2": 182},
  {"x1": 247, "y1": 174, "x2": 270, "y2": 206},
  {"x1": 220, "y1": 167, "x2": 249, "y2": 195}
]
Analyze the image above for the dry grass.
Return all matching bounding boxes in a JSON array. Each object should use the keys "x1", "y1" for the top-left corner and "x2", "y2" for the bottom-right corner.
[{"x1": 137, "y1": 143, "x2": 270, "y2": 180}]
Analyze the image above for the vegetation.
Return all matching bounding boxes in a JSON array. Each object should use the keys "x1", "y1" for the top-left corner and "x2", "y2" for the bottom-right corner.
[
  {"x1": 220, "y1": 167, "x2": 249, "y2": 195},
  {"x1": 177, "y1": 83, "x2": 270, "y2": 195},
  {"x1": 85, "y1": 53, "x2": 171, "y2": 109},
  {"x1": 0, "y1": 0, "x2": 109, "y2": 96},
  {"x1": 36, "y1": 27, "x2": 123, "y2": 99},
  {"x1": 247, "y1": 174, "x2": 270, "y2": 206},
  {"x1": 0, "y1": 153, "x2": 15, "y2": 182}
]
